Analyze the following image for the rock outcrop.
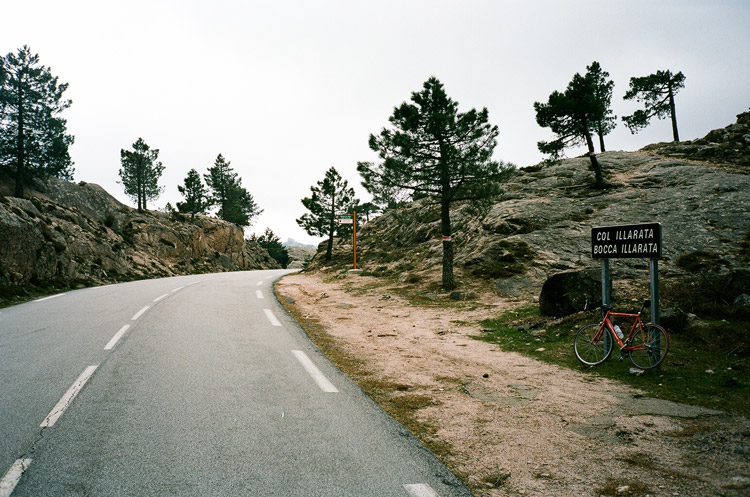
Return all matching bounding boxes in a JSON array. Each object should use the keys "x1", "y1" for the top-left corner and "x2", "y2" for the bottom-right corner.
[
  {"x1": 0, "y1": 176, "x2": 279, "y2": 302},
  {"x1": 311, "y1": 116, "x2": 750, "y2": 307}
]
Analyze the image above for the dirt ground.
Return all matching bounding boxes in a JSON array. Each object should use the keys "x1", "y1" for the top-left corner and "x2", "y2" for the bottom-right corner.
[{"x1": 275, "y1": 271, "x2": 750, "y2": 497}]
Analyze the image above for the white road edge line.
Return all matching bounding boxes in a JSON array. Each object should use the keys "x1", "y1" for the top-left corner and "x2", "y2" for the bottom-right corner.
[
  {"x1": 0, "y1": 459, "x2": 32, "y2": 497},
  {"x1": 263, "y1": 309, "x2": 281, "y2": 327},
  {"x1": 33, "y1": 293, "x2": 66, "y2": 303},
  {"x1": 153, "y1": 293, "x2": 169, "y2": 302},
  {"x1": 256, "y1": 290, "x2": 263, "y2": 299},
  {"x1": 292, "y1": 350, "x2": 338, "y2": 393},
  {"x1": 403, "y1": 483, "x2": 440, "y2": 497},
  {"x1": 131, "y1": 305, "x2": 149, "y2": 320},
  {"x1": 40, "y1": 365, "x2": 98, "y2": 428},
  {"x1": 104, "y1": 324, "x2": 131, "y2": 350},
  {"x1": 171, "y1": 286, "x2": 185, "y2": 293}
]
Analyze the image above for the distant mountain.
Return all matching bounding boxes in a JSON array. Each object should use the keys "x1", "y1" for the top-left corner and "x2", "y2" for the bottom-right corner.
[{"x1": 283, "y1": 238, "x2": 317, "y2": 249}]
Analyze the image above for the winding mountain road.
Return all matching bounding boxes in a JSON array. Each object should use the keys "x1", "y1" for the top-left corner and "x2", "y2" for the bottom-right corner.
[{"x1": 0, "y1": 270, "x2": 469, "y2": 496}]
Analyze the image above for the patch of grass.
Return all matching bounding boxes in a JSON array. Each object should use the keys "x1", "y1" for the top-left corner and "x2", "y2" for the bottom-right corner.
[
  {"x1": 477, "y1": 304, "x2": 750, "y2": 416},
  {"x1": 675, "y1": 250, "x2": 728, "y2": 272},
  {"x1": 467, "y1": 239, "x2": 534, "y2": 279}
]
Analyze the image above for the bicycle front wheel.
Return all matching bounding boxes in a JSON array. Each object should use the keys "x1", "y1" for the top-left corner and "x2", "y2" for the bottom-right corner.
[
  {"x1": 574, "y1": 323, "x2": 613, "y2": 366},
  {"x1": 629, "y1": 323, "x2": 669, "y2": 370}
]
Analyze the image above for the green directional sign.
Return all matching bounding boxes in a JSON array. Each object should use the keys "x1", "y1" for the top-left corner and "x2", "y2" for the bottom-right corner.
[{"x1": 338, "y1": 215, "x2": 353, "y2": 224}]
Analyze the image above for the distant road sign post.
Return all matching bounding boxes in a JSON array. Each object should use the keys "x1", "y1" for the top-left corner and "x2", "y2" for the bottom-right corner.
[
  {"x1": 338, "y1": 213, "x2": 357, "y2": 269},
  {"x1": 591, "y1": 223, "x2": 663, "y2": 326}
]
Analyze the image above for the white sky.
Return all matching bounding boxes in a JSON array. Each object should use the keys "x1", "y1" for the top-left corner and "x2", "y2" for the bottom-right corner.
[{"x1": 3, "y1": 0, "x2": 748, "y2": 245}]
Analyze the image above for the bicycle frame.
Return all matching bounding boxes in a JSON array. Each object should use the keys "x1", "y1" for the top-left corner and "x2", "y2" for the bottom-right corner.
[
  {"x1": 575, "y1": 299, "x2": 668, "y2": 369},
  {"x1": 596, "y1": 311, "x2": 643, "y2": 351}
]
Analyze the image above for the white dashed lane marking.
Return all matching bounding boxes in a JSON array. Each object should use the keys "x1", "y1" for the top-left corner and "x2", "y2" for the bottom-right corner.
[
  {"x1": 0, "y1": 459, "x2": 32, "y2": 497},
  {"x1": 104, "y1": 324, "x2": 130, "y2": 350},
  {"x1": 40, "y1": 365, "x2": 98, "y2": 428},
  {"x1": 153, "y1": 293, "x2": 169, "y2": 302},
  {"x1": 403, "y1": 483, "x2": 440, "y2": 497},
  {"x1": 292, "y1": 350, "x2": 338, "y2": 393},
  {"x1": 131, "y1": 306, "x2": 149, "y2": 321},
  {"x1": 256, "y1": 290, "x2": 263, "y2": 299},
  {"x1": 263, "y1": 309, "x2": 281, "y2": 327}
]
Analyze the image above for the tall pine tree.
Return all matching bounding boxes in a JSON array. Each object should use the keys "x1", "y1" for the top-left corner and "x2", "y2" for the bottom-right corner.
[
  {"x1": 296, "y1": 167, "x2": 356, "y2": 262},
  {"x1": 118, "y1": 138, "x2": 164, "y2": 211},
  {"x1": 177, "y1": 168, "x2": 209, "y2": 221},
  {"x1": 255, "y1": 228, "x2": 290, "y2": 268},
  {"x1": 204, "y1": 154, "x2": 261, "y2": 227},
  {"x1": 534, "y1": 67, "x2": 607, "y2": 188},
  {"x1": 623, "y1": 69, "x2": 685, "y2": 142},
  {"x1": 586, "y1": 61, "x2": 617, "y2": 152},
  {"x1": 0, "y1": 46, "x2": 74, "y2": 198},
  {"x1": 358, "y1": 77, "x2": 512, "y2": 289}
]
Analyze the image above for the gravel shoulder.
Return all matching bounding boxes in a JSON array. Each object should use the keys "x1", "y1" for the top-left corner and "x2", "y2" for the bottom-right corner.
[{"x1": 275, "y1": 271, "x2": 750, "y2": 497}]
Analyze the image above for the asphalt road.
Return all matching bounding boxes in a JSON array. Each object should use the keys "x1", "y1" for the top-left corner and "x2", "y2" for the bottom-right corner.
[{"x1": 0, "y1": 270, "x2": 470, "y2": 497}]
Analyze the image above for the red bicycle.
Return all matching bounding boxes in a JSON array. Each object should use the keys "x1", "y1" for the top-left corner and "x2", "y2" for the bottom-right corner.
[{"x1": 574, "y1": 300, "x2": 669, "y2": 370}]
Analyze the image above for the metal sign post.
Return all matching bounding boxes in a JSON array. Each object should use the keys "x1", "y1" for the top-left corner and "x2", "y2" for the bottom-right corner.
[
  {"x1": 337, "y1": 213, "x2": 357, "y2": 270},
  {"x1": 592, "y1": 223, "x2": 663, "y2": 367}
]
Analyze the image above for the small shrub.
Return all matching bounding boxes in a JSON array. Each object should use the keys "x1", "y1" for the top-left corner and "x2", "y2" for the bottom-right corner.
[
  {"x1": 676, "y1": 250, "x2": 728, "y2": 273},
  {"x1": 104, "y1": 212, "x2": 116, "y2": 228}
]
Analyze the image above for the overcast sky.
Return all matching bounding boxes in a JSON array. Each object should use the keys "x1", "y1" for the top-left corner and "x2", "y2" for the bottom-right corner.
[{"x1": 3, "y1": 1, "x2": 748, "y2": 245}]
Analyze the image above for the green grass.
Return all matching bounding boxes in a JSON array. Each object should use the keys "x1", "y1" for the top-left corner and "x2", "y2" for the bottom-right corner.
[{"x1": 476, "y1": 304, "x2": 750, "y2": 416}]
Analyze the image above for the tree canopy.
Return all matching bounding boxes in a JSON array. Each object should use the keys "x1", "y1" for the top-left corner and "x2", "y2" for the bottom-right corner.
[
  {"x1": 254, "y1": 227, "x2": 290, "y2": 268},
  {"x1": 118, "y1": 137, "x2": 164, "y2": 211},
  {"x1": 204, "y1": 154, "x2": 261, "y2": 227},
  {"x1": 623, "y1": 69, "x2": 685, "y2": 142},
  {"x1": 587, "y1": 61, "x2": 617, "y2": 152},
  {"x1": 296, "y1": 166, "x2": 356, "y2": 262},
  {"x1": 177, "y1": 168, "x2": 209, "y2": 221},
  {"x1": 534, "y1": 63, "x2": 610, "y2": 188},
  {"x1": 358, "y1": 76, "x2": 512, "y2": 289},
  {"x1": 0, "y1": 45, "x2": 74, "y2": 198}
]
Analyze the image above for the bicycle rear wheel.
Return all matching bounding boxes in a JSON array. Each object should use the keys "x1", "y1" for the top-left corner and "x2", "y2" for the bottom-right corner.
[
  {"x1": 629, "y1": 323, "x2": 669, "y2": 370},
  {"x1": 574, "y1": 323, "x2": 613, "y2": 366}
]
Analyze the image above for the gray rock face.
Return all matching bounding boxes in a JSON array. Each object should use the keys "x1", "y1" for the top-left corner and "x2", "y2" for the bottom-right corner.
[
  {"x1": 0, "y1": 177, "x2": 279, "y2": 300},
  {"x1": 317, "y1": 144, "x2": 749, "y2": 303}
]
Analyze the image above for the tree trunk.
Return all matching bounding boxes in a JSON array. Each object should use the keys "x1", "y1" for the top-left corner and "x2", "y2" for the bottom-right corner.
[
  {"x1": 136, "y1": 159, "x2": 143, "y2": 211},
  {"x1": 597, "y1": 124, "x2": 606, "y2": 153},
  {"x1": 13, "y1": 79, "x2": 25, "y2": 198},
  {"x1": 325, "y1": 195, "x2": 336, "y2": 261},
  {"x1": 440, "y1": 197, "x2": 455, "y2": 291},
  {"x1": 584, "y1": 129, "x2": 605, "y2": 188},
  {"x1": 668, "y1": 84, "x2": 679, "y2": 142}
]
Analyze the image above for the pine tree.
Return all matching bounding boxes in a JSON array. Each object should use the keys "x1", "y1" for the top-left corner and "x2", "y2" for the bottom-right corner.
[
  {"x1": 118, "y1": 138, "x2": 164, "y2": 211},
  {"x1": 534, "y1": 67, "x2": 607, "y2": 188},
  {"x1": 623, "y1": 70, "x2": 685, "y2": 142},
  {"x1": 296, "y1": 167, "x2": 356, "y2": 262},
  {"x1": 255, "y1": 228, "x2": 290, "y2": 268},
  {"x1": 358, "y1": 77, "x2": 513, "y2": 289},
  {"x1": 204, "y1": 154, "x2": 261, "y2": 226},
  {"x1": 177, "y1": 168, "x2": 209, "y2": 221},
  {"x1": 0, "y1": 46, "x2": 74, "y2": 198},
  {"x1": 586, "y1": 61, "x2": 617, "y2": 152}
]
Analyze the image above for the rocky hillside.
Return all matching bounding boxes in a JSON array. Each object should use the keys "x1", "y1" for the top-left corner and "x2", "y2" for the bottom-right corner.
[
  {"x1": 313, "y1": 110, "x2": 750, "y2": 310},
  {"x1": 0, "y1": 175, "x2": 279, "y2": 303}
]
